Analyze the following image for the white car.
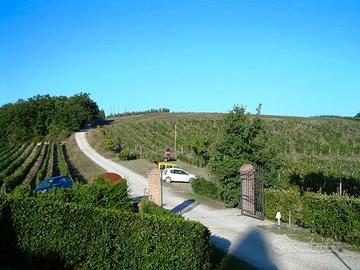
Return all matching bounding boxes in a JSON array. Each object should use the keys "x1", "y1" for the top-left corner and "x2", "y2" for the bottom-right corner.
[{"x1": 161, "y1": 168, "x2": 197, "y2": 183}]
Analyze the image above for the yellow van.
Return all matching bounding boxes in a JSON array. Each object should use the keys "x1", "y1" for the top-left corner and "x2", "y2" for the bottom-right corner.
[{"x1": 158, "y1": 162, "x2": 177, "y2": 171}]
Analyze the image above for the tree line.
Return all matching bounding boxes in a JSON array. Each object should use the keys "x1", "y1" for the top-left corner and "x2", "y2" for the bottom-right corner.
[{"x1": 0, "y1": 93, "x2": 104, "y2": 147}]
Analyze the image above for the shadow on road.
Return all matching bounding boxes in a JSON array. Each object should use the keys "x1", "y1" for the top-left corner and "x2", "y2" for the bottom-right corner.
[
  {"x1": 211, "y1": 234, "x2": 232, "y2": 252},
  {"x1": 171, "y1": 199, "x2": 199, "y2": 215},
  {"x1": 228, "y1": 228, "x2": 279, "y2": 270}
]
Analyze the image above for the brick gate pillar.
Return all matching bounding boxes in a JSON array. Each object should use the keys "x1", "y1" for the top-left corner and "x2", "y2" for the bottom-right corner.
[{"x1": 148, "y1": 168, "x2": 163, "y2": 206}]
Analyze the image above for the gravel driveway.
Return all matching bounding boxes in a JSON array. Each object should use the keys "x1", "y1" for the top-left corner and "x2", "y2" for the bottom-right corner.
[{"x1": 76, "y1": 131, "x2": 360, "y2": 270}]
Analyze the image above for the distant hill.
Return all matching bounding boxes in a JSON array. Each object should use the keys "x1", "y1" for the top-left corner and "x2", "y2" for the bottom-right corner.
[{"x1": 100, "y1": 112, "x2": 360, "y2": 195}]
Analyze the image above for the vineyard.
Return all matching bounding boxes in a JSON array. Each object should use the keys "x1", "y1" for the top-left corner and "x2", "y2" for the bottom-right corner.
[
  {"x1": 0, "y1": 141, "x2": 76, "y2": 192},
  {"x1": 100, "y1": 113, "x2": 360, "y2": 193}
]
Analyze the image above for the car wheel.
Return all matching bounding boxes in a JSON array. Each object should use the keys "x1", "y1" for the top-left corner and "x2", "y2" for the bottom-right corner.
[{"x1": 165, "y1": 177, "x2": 172, "y2": 183}]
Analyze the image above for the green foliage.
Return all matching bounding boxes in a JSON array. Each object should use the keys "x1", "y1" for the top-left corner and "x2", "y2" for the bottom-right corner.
[
  {"x1": 139, "y1": 200, "x2": 178, "y2": 217},
  {"x1": 2, "y1": 143, "x2": 43, "y2": 192},
  {"x1": 303, "y1": 193, "x2": 360, "y2": 246},
  {"x1": 210, "y1": 106, "x2": 280, "y2": 207},
  {"x1": 0, "y1": 143, "x2": 34, "y2": 177},
  {"x1": 1, "y1": 191, "x2": 212, "y2": 269},
  {"x1": 100, "y1": 117, "x2": 221, "y2": 167},
  {"x1": 118, "y1": 150, "x2": 139, "y2": 161},
  {"x1": 264, "y1": 190, "x2": 360, "y2": 246},
  {"x1": 37, "y1": 179, "x2": 132, "y2": 211},
  {"x1": 0, "y1": 93, "x2": 103, "y2": 145},
  {"x1": 72, "y1": 179, "x2": 131, "y2": 210},
  {"x1": 35, "y1": 143, "x2": 51, "y2": 185},
  {"x1": 264, "y1": 188, "x2": 303, "y2": 224},
  {"x1": 57, "y1": 144, "x2": 69, "y2": 176},
  {"x1": 191, "y1": 178, "x2": 219, "y2": 200}
]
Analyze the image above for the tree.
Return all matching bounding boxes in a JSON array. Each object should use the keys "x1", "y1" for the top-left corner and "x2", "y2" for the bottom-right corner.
[
  {"x1": 210, "y1": 105, "x2": 280, "y2": 207},
  {"x1": 0, "y1": 93, "x2": 104, "y2": 146},
  {"x1": 355, "y1": 112, "x2": 360, "y2": 118}
]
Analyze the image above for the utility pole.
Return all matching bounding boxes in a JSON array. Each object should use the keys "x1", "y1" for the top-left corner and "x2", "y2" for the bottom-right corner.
[{"x1": 174, "y1": 124, "x2": 177, "y2": 159}]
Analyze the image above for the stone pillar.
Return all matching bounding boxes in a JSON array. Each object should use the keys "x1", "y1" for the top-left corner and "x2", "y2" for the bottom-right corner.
[
  {"x1": 240, "y1": 164, "x2": 255, "y2": 215},
  {"x1": 148, "y1": 168, "x2": 162, "y2": 206}
]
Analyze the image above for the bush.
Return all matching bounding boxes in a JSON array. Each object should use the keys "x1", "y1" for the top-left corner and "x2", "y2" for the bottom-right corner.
[
  {"x1": 118, "y1": 150, "x2": 138, "y2": 161},
  {"x1": 146, "y1": 152, "x2": 163, "y2": 163},
  {"x1": 303, "y1": 192, "x2": 360, "y2": 246},
  {"x1": 5, "y1": 195, "x2": 212, "y2": 269},
  {"x1": 98, "y1": 172, "x2": 125, "y2": 183},
  {"x1": 191, "y1": 178, "x2": 219, "y2": 200},
  {"x1": 264, "y1": 188, "x2": 303, "y2": 225}
]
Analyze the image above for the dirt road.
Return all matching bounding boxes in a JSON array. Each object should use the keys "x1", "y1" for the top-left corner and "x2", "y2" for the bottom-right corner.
[{"x1": 75, "y1": 131, "x2": 360, "y2": 270}]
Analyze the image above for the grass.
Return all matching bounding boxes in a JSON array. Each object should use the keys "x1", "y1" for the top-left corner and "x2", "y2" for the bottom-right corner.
[
  {"x1": 260, "y1": 224, "x2": 360, "y2": 253},
  {"x1": 65, "y1": 134, "x2": 105, "y2": 182}
]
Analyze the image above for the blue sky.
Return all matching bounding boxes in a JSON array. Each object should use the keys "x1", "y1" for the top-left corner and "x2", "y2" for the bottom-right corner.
[{"x1": 1, "y1": 0, "x2": 359, "y2": 116}]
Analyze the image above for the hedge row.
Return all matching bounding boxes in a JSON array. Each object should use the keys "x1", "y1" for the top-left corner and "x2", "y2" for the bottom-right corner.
[
  {"x1": 37, "y1": 179, "x2": 132, "y2": 211},
  {"x1": 264, "y1": 188, "x2": 303, "y2": 224},
  {"x1": 35, "y1": 143, "x2": 51, "y2": 185},
  {"x1": 303, "y1": 192, "x2": 360, "y2": 246},
  {"x1": 0, "y1": 181, "x2": 212, "y2": 269},
  {"x1": 0, "y1": 143, "x2": 35, "y2": 177},
  {"x1": 2, "y1": 143, "x2": 43, "y2": 192},
  {"x1": 57, "y1": 144, "x2": 69, "y2": 176},
  {"x1": 264, "y1": 188, "x2": 360, "y2": 246}
]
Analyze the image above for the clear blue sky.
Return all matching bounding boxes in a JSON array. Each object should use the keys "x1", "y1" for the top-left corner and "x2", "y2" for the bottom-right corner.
[{"x1": 1, "y1": 0, "x2": 359, "y2": 116}]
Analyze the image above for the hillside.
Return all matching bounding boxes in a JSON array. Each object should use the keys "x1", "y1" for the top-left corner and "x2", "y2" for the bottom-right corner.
[{"x1": 99, "y1": 112, "x2": 360, "y2": 194}]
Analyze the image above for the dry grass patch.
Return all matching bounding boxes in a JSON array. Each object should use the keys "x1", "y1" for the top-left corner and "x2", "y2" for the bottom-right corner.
[{"x1": 65, "y1": 134, "x2": 105, "y2": 183}]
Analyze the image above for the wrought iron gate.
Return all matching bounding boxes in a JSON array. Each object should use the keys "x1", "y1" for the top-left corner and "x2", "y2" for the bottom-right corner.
[{"x1": 240, "y1": 164, "x2": 264, "y2": 220}]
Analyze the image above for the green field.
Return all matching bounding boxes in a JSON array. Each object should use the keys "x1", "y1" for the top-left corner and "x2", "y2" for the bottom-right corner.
[{"x1": 100, "y1": 112, "x2": 360, "y2": 193}]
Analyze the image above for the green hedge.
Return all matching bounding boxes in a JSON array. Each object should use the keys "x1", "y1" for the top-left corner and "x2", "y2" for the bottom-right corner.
[
  {"x1": 264, "y1": 188, "x2": 303, "y2": 225},
  {"x1": 0, "y1": 181, "x2": 212, "y2": 269},
  {"x1": 4, "y1": 195, "x2": 211, "y2": 269},
  {"x1": 36, "y1": 179, "x2": 132, "y2": 211},
  {"x1": 303, "y1": 192, "x2": 360, "y2": 246},
  {"x1": 139, "y1": 200, "x2": 177, "y2": 217},
  {"x1": 191, "y1": 178, "x2": 219, "y2": 200}
]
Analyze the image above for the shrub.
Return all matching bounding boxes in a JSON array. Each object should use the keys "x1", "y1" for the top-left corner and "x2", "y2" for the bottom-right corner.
[
  {"x1": 303, "y1": 192, "x2": 360, "y2": 246},
  {"x1": 264, "y1": 188, "x2": 303, "y2": 225},
  {"x1": 118, "y1": 150, "x2": 138, "y2": 161},
  {"x1": 191, "y1": 178, "x2": 219, "y2": 200},
  {"x1": 6, "y1": 195, "x2": 212, "y2": 269},
  {"x1": 146, "y1": 152, "x2": 163, "y2": 163},
  {"x1": 98, "y1": 172, "x2": 125, "y2": 184}
]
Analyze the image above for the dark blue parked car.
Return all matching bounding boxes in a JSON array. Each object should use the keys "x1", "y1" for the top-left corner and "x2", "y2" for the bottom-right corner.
[{"x1": 34, "y1": 175, "x2": 73, "y2": 193}]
